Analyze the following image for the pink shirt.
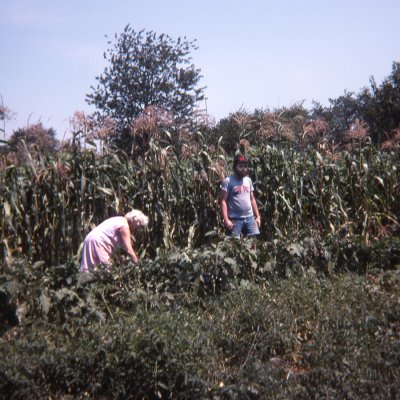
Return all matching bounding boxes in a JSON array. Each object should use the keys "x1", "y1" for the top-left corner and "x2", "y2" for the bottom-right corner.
[{"x1": 80, "y1": 216, "x2": 128, "y2": 272}]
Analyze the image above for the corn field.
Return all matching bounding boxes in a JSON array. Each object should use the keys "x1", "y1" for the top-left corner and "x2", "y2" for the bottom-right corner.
[
  {"x1": 1, "y1": 137, "x2": 399, "y2": 266},
  {"x1": 1, "y1": 133, "x2": 400, "y2": 399}
]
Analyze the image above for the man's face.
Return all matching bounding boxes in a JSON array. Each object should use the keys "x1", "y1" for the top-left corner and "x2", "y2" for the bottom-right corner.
[{"x1": 234, "y1": 162, "x2": 248, "y2": 178}]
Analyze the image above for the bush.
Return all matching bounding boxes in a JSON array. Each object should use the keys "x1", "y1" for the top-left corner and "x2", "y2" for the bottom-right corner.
[{"x1": 1, "y1": 239, "x2": 400, "y2": 399}]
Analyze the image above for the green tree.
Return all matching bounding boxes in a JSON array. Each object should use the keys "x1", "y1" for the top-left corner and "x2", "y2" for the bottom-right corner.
[
  {"x1": 311, "y1": 62, "x2": 400, "y2": 147},
  {"x1": 358, "y1": 61, "x2": 400, "y2": 144},
  {"x1": 86, "y1": 25, "x2": 205, "y2": 150},
  {"x1": 211, "y1": 104, "x2": 311, "y2": 154},
  {"x1": 311, "y1": 91, "x2": 362, "y2": 145},
  {"x1": 8, "y1": 122, "x2": 58, "y2": 157}
]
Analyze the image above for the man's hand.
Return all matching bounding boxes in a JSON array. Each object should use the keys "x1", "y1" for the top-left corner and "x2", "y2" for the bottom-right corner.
[{"x1": 224, "y1": 218, "x2": 235, "y2": 230}]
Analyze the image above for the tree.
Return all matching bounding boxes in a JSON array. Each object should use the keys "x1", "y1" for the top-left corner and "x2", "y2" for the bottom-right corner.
[
  {"x1": 358, "y1": 61, "x2": 400, "y2": 144},
  {"x1": 311, "y1": 91, "x2": 362, "y2": 145},
  {"x1": 311, "y1": 62, "x2": 400, "y2": 147},
  {"x1": 86, "y1": 25, "x2": 205, "y2": 150},
  {"x1": 8, "y1": 122, "x2": 58, "y2": 157}
]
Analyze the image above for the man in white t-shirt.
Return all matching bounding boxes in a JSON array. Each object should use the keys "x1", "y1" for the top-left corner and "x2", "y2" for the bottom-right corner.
[{"x1": 220, "y1": 154, "x2": 261, "y2": 239}]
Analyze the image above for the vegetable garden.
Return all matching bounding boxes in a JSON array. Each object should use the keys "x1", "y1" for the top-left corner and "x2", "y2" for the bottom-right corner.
[{"x1": 1, "y1": 127, "x2": 400, "y2": 399}]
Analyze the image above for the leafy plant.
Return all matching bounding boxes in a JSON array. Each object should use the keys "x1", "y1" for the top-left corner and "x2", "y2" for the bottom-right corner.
[{"x1": 1, "y1": 253, "x2": 399, "y2": 399}]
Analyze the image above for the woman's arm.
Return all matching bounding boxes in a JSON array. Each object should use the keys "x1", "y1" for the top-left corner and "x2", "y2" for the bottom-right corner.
[{"x1": 119, "y1": 224, "x2": 139, "y2": 263}]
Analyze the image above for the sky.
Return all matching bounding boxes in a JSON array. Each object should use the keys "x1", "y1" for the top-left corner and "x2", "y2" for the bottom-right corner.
[{"x1": 1, "y1": 0, "x2": 399, "y2": 140}]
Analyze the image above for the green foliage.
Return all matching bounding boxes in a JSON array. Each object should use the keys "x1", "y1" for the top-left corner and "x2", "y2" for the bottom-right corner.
[
  {"x1": 1, "y1": 246, "x2": 400, "y2": 399},
  {"x1": 361, "y1": 61, "x2": 400, "y2": 143},
  {"x1": 312, "y1": 61, "x2": 400, "y2": 146},
  {"x1": 252, "y1": 143, "x2": 400, "y2": 243},
  {"x1": 86, "y1": 25, "x2": 205, "y2": 149},
  {"x1": 311, "y1": 90, "x2": 361, "y2": 143},
  {"x1": 2, "y1": 65, "x2": 400, "y2": 397},
  {"x1": 7, "y1": 122, "x2": 59, "y2": 157},
  {"x1": 212, "y1": 104, "x2": 311, "y2": 154},
  {"x1": 1, "y1": 134, "x2": 399, "y2": 266}
]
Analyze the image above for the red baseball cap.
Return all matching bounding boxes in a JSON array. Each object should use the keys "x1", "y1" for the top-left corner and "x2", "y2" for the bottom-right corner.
[{"x1": 234, "y1": 154, "x2": 248, "y2": 163}]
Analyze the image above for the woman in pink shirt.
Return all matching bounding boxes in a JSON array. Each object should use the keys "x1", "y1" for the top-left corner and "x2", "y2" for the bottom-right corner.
[{"x1": 80, "y1": 209, "x2": 148, "y2": 272}]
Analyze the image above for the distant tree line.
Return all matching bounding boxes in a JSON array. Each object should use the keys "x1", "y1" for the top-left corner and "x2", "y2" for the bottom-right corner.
[
  {"x1": 1, "y1": 22, "x2": 399, "y2": 158},
  {"x1": 208, "y1": 61, "x2": 400, "y2": 154}
]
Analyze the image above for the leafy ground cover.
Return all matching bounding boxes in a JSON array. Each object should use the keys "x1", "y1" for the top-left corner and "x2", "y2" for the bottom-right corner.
[{"x1": 1, "y1": 238, "x2": 400, "y2": 399}]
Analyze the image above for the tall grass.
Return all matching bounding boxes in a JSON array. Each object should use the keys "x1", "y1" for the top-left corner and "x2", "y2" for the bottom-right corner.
[
  {"x1": 0, "y1": 136, "x2": 399, "y2": 265},
  {"x1": 253, "y1": 143, "x2": 399, "y2": 241}
]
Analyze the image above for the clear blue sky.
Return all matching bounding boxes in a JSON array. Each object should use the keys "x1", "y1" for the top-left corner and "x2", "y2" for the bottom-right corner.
[{"x1": 1, "y1": 0, "x2": 399, "y2": 140}]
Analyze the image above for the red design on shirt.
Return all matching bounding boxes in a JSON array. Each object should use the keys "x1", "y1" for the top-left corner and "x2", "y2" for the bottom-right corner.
[{"x1": 233, "y1": 184, "x2": 251, "y2": 194}]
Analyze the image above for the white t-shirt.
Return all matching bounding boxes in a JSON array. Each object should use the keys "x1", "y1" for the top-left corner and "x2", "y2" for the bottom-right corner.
[{"x1": 220, "y1": 175, "x2": 254, "y2": 219}]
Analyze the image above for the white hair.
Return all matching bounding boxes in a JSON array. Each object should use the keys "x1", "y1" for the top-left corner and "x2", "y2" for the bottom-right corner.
[{"x1": 125, "y1": 209, "x2": 149, "y2": 227}]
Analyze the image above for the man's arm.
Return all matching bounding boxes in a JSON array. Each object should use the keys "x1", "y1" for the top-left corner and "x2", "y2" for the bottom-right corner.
[
  {"x1": 250, "y1": 192, "x2": 261, "y2": 227},
  {"x1": 221, "y1": 190, "x2": 234, "y2": 230},
  {"x1": 119, "y1": 225, "x2": 139, "y2": 263}
]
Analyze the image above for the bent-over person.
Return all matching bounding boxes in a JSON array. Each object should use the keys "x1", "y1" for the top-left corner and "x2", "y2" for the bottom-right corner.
[{"x1": 80, "y1": 209, "x2": 148, "y2": 272}]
